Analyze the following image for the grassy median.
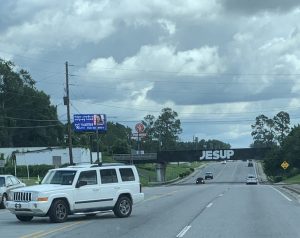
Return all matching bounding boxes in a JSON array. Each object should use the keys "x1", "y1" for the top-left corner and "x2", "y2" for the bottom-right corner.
[
  {"x1": 137, "y1": 162, "x2": 203, "y2": 186},
  {"x1": 283, "y1": 174, "x2": 300, "y2": 184}
]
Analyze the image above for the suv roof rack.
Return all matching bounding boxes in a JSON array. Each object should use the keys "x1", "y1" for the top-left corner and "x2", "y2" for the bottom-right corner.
[
  {"x1": 90, "y1": 163, "x2": 125, "y2": 167},
  {"x1": 67, "y1": 162, "x2": 126, "y2": 168}
]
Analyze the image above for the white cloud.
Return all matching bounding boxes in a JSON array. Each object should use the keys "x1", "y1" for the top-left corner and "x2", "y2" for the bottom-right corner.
[{"x1": 76, "y1": 44, "x2": 225, "y2": 105}]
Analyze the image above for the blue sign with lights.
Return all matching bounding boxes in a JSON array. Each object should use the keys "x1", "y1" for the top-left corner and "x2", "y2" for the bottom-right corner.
[{"x1": 74, "y1": 114, "x2": 107, "y2": 132}]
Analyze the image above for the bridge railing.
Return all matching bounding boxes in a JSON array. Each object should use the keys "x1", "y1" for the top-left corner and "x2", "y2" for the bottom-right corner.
[{"x1": 113, "y1": 153, "x2": 157, "y2": 162}]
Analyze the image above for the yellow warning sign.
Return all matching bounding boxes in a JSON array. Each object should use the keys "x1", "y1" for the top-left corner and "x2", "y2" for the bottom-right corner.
[{"x1": 281, "y1": 161, "x2": 289, "y2": 170}]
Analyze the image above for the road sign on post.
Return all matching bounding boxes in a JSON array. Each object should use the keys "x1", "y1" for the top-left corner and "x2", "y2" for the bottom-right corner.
[
  {"x1": 135, "y1": 123, "x2": 145, "y2": 155},
  {"x1": 281, "y1": 161, "x2": 289, "y2": 170}
]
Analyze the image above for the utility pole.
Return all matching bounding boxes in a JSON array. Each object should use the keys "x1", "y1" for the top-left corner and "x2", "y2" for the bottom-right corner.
[
  {"x1": 64, "y1": 61, "x2": 73, "y2": 165},
  {"x1": 96, "y1": 122, "x2": 100, "y2": 165}
]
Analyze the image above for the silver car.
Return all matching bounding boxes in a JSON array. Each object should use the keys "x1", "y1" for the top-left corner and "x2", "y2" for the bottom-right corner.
[
  {"x1": 246, "y1": 174, "x2": 258, "y2": 185},
  {"x1": 0, "y1": 175, "x2": 26, "y2": 208}
]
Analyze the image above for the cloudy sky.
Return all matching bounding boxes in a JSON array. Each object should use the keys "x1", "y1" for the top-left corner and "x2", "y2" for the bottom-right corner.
[{"x1": 1, "y1": 0, "x2": 300, "y2": 148}]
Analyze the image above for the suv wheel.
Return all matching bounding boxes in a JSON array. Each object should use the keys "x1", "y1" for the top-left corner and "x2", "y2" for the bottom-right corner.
[
  {"x1": 49, "y1": 199, "x2": 68, "y2": 223},
  {"x1": 0, "y1": 193, "x2": 7, "y2": 209},
  {"x1": 113, "y1": 196, "x2": 132, "y2": 218},
  {"x1": 16, "y1": 215, "x2": 33, "y2": 222}
]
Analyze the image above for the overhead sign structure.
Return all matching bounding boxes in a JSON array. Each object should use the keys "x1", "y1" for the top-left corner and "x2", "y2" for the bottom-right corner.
[
  {"x1": 74, "y1": 114, "x2": 107, "y2": 132},
  {"x1": 281, "y1": 161, "x2": 289, "y2": 170},
  {"x1": 199, "y1": 150, "x2": 234, "y2": 160}
]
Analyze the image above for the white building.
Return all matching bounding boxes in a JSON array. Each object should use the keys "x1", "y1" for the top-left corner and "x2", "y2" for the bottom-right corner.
[{"x1": 0, "y1": 147, "x2": 100, "y2": 166}]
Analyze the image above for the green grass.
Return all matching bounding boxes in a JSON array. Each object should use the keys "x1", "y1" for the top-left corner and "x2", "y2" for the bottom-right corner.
[
  {"x1": 102, "y1": 154, "x2": 116, "y2": 163},
  {"x1": 19, "y1": 177, "x2": 40, "y2": 186},
  {"x1": 283, "y1": 174, "x2": 300, "y2": 184},
  {"x1": 137, "y1": 162, "x2": 203, "y2": 186}
]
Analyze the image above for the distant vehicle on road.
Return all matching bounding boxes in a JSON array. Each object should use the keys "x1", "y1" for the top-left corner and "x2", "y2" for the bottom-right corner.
[
  {"x1": 205, "y1": 172, "x2": 213, "y2": 180},
  {"x1": 221, "y1": 160, "x2": 226, "y2": 164},
  {"x1": 0, "y1": 175, "x2": 26, "y2": 209},
  {"x1": 248, "y1": 161, "x2": 253, "y2": 167},
  {"x1": 246, "y1": 174, "x2": 258, "y2": 185},
  {"x1": 196, "y1": 177, "x2": 205, "y2": 184}
]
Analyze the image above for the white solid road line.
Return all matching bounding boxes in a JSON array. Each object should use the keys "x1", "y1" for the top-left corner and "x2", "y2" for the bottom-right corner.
[
  {"x1": 176, "y1": 226, "x2": 192, "y2": 238},
  {"x1": 206, "y1": 202, "x2": 213, "y2": 208},
  {"x1": 270, "y1": 186, "x2": 292, "y2": 202}
]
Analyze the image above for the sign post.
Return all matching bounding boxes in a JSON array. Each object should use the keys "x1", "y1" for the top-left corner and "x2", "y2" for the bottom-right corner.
[
  {"x1": 0, "y1": 160, "x2": 5, "y2": 174},
  {"x1": 135, "y1": 123, "x2": 145, "y2": 155}
]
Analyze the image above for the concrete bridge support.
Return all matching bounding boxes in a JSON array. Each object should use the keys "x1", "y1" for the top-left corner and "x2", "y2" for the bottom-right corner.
[{"x1": 156, "y1": 163, "x2": 167, "y2": 182}]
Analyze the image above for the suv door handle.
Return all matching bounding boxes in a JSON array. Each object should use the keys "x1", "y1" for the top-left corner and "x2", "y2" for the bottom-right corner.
[
  {"x1": 114, "y1": 187, "x2": 120, "y2": 189},
  {"x1": 93, "y1": 189, "x2": 100, "y2": 192}
]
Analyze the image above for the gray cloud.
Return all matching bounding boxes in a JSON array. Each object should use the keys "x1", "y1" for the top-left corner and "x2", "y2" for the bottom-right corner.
[
  {"x1": 1, "y1": 0, "x2": 300, "y2": 147},
  {"x1": 222, "y1": 0, "x2": 300, "y2": 14}
]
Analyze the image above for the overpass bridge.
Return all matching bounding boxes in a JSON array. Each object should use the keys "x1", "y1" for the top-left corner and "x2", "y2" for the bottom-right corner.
[{"x1": 113, "y1": 148, "x2": 270, "y2": 182}]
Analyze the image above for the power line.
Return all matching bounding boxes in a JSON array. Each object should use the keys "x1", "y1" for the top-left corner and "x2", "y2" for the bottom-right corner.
[
  {"x1": 1, "y1": 116, "x2": 66, "y2": 122},
  {"x1": 71, "y1": 65, "x2": 300, "y2": 77},
  {"x1": 70, "y1": 75, "x2": 297, "y2": 85},
  {"x1": 70, "y1": 102, "x2": 81, "y2": 114},
  {"x1": 0, "y1": 124, "x2": 62, "y2": 129},
  {"x1": 68, "y1": 98, "x2": 300, "y2": 115},
  {"x1": 0, "y1": 50, "x2": 63, "y2": 65}
]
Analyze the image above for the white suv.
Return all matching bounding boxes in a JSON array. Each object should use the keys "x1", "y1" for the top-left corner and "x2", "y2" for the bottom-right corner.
[{"x1": 6, "y1": 163, "x2": 144, "y2": 223}]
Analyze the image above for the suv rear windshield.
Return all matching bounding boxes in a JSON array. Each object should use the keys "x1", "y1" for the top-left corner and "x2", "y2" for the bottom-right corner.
[{"x1": 42, "y1": 170, "x2": 77, "y2": 185}]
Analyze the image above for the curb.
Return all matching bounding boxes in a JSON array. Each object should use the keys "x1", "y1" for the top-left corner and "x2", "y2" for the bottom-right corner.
[{"x1": 282, "y1": 185, "x2": 300, "y2": 195}]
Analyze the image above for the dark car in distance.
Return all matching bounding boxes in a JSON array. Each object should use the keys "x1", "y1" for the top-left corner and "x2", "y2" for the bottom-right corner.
[
  {"x1": 196, "y1": 177, "x2": 205, "y2": 184},
  {"x1": 205, "y1": 172, "x2": 213, "y2": 180}
]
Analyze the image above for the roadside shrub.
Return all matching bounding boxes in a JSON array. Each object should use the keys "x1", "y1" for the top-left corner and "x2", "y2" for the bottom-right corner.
[
  {"x1": 4, "y1": 165, "x2": 55, "y2": 178},
  {"x1": 190, "y1": 168, "x2": 194, "y2": 172},
  {"x1": 273, "y1": 176, "x2": 283, "y2": 183}
]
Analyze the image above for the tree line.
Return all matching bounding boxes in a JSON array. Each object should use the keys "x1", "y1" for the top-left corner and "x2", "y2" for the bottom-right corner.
[
  {"x1": 251, "y1": 111, "x2": 300, "y2": 179},
  {"x1": 0, "y1": 59, "x2": 64, "y2": 147}
]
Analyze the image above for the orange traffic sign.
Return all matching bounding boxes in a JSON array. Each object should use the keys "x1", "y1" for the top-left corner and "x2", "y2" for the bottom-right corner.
[{"x1": 281, "y1": 161, "x2": 289, "y2": 170}]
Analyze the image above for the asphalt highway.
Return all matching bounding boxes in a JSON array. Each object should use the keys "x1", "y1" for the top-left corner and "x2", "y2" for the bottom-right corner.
[{"x1": 1, "y1": 160, "x2": 300, "y2": 238}]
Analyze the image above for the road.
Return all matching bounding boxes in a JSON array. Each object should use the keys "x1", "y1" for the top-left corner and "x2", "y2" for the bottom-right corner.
[{"x1": 1, "y1": 160, "x2": 300, "y2": 238}]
